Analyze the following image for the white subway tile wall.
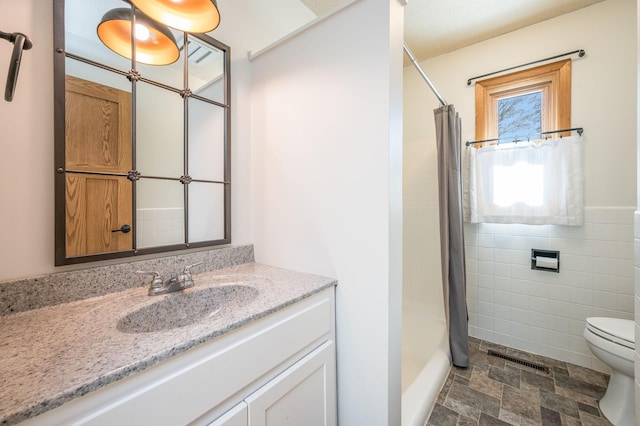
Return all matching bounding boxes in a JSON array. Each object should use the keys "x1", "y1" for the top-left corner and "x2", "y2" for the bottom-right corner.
[
  {"x1": 466, "y1": 207, "x2": 635, "y2": 373},
  {"x1": 136, "y1": 208, "x2": 185, "y2": 248}
]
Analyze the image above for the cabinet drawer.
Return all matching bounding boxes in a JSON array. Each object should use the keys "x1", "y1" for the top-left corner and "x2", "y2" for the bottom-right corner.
[{"x1": 26, "y1": 289, "x2": 334, "y2": 426}]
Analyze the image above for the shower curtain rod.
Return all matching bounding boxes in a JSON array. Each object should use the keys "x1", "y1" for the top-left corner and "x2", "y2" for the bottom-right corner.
[
  {"x1": 466, "y1": 49, "x2": 585, "y2": 86},
  {"x1": 465, "y1": 127, "x2": 584, "y2": 147},
  {"x1": 403, "y1": 42, "x2": 447, "y2": 106}
]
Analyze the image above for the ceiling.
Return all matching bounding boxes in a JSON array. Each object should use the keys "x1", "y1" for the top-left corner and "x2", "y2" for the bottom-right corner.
[
  {"x1": 404, "y1": 0, "x2": 606, "y2": 63},
  {"x1": 64, "y1": 0, "x2": 608, "y2": 67}
]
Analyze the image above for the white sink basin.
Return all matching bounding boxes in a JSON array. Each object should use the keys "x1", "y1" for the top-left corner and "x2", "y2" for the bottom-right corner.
[{"x1": 117, "y1": 285, "x2": 259, "y2": 333}]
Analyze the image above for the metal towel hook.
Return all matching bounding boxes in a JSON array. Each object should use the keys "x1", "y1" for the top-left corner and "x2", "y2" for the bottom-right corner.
[{"x1": 0, "y1": 30, "x2": 33, "y2": 102}]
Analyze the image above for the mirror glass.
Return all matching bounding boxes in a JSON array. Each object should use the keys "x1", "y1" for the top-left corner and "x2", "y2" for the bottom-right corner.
[
  {"x1": 136, "y1": 81, "x2": 184, "y2": 178},
  {"x1": 137, "y1": 178, "x2": 185, "y2": 249},
  {"x1": 55, "y1": 0, "x2": 231, "y2": 265}
]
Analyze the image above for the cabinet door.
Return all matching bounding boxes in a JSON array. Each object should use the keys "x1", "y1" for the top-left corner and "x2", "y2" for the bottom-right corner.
[
  {"x1": 246, "y1": 341, "x2": 336, "y2": 426},
  {"x1": 208, "y1": 402, "x2": 248, "y2": 426}
]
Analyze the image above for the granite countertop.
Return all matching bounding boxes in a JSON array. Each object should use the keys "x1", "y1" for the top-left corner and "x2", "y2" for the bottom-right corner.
[{"x1": 0, "y1": 262, "x2": 336, "y2": 425}]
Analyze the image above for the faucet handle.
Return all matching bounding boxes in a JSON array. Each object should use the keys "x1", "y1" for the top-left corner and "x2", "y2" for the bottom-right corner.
[
  {"x1": 179, "y1": 262, "x2": 203, "y2": 290},
  {"x1": 136, "y1": 271, "x2": 163, "y2": 287},
  {"x1": 182, "y1": 262, "x2": 203, "y2": 276}
]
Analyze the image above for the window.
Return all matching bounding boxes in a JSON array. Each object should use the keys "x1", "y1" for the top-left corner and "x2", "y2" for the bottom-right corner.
[
  {"x1": 464, "y1": 59, "x2": 583, "y2": 226},
  {"x1": 475, "y1": 59, "x2": 571, "y2": 143},
  {"x1": 497, "y1": 91, "x2": 541, "y2": 139}
]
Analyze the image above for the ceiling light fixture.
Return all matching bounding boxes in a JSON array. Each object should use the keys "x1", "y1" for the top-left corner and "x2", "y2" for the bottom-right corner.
[
  {"x1": 97, "y1": 8, "x2": 179, "y2": 66},
  {"x1": 130, "y1": 0, "x2": 221, "y2": 33}
]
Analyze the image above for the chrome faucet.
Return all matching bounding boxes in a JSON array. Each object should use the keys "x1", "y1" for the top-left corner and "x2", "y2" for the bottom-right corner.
[{"x1": 137, "y1": 262, "x2": 203, "y2": 296}]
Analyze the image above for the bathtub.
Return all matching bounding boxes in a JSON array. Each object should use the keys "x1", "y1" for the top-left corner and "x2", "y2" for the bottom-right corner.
[{"x1": 401, "y1": 299, "x2": 451, "y2": 426}]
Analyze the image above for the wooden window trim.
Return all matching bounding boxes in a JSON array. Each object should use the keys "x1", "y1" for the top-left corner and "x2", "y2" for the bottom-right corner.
[{"x1": 475, "y1": 59, "x2": 571, "y2": 146}]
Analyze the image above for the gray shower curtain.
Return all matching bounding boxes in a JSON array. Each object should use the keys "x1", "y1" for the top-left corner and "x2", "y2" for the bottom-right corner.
[{"x1": 434, "y1": 104, "x2": 469, "y2": 368}]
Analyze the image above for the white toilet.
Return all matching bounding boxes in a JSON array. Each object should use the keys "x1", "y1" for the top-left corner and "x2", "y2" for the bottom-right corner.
[{"x1": 583, "y1": 317, "x2": 635, "y2": 426}]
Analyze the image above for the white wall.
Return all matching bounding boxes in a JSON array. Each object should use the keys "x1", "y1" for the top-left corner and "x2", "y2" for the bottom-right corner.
[
  {"x1": 404, "y1": 0, "x2": 637, "y2": 371},
  {"x1": 249, "y1": 0, "x2": 404, "y2": 423},
  {"x1": 0, "y1": 1, "x2": 55, "y2": 280},
  {"x1": 635, "y1": 0, "x2": 640, "y2": 421}
]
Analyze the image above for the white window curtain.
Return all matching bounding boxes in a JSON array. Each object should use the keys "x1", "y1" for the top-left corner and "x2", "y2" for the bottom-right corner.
[{"x1": 464, "y1": 135, "x2": 583, "y2": 225}]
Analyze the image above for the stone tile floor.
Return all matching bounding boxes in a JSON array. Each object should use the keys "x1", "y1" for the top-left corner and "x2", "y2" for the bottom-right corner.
[{"x1": 427, "y1": 337, "x2": 613, "y2": 425}]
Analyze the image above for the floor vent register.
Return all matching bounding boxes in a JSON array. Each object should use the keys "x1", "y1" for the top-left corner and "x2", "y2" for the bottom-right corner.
[{"x1": 487, "y1": 349, "x2": 550, "y2": 373}]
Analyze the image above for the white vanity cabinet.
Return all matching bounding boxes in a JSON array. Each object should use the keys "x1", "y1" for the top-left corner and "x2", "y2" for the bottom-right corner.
[{"x1": 25, "y1": 288, "x2": 336, "y2": 426}]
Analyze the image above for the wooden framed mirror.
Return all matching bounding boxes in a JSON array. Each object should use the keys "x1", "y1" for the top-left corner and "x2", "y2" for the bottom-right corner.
[{"x1": 54, "y1": 0, "x2": 231, "y2": 265}]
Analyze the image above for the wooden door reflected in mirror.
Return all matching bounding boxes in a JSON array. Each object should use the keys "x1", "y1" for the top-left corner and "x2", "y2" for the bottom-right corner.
[{"x1": 65, "y1": 75, "x2": 133, "y2": 257}]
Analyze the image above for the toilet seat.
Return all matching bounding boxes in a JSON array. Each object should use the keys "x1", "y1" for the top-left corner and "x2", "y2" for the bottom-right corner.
[{"x1": 586, "y1": 317, "x2": 634, "y2": 350}]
